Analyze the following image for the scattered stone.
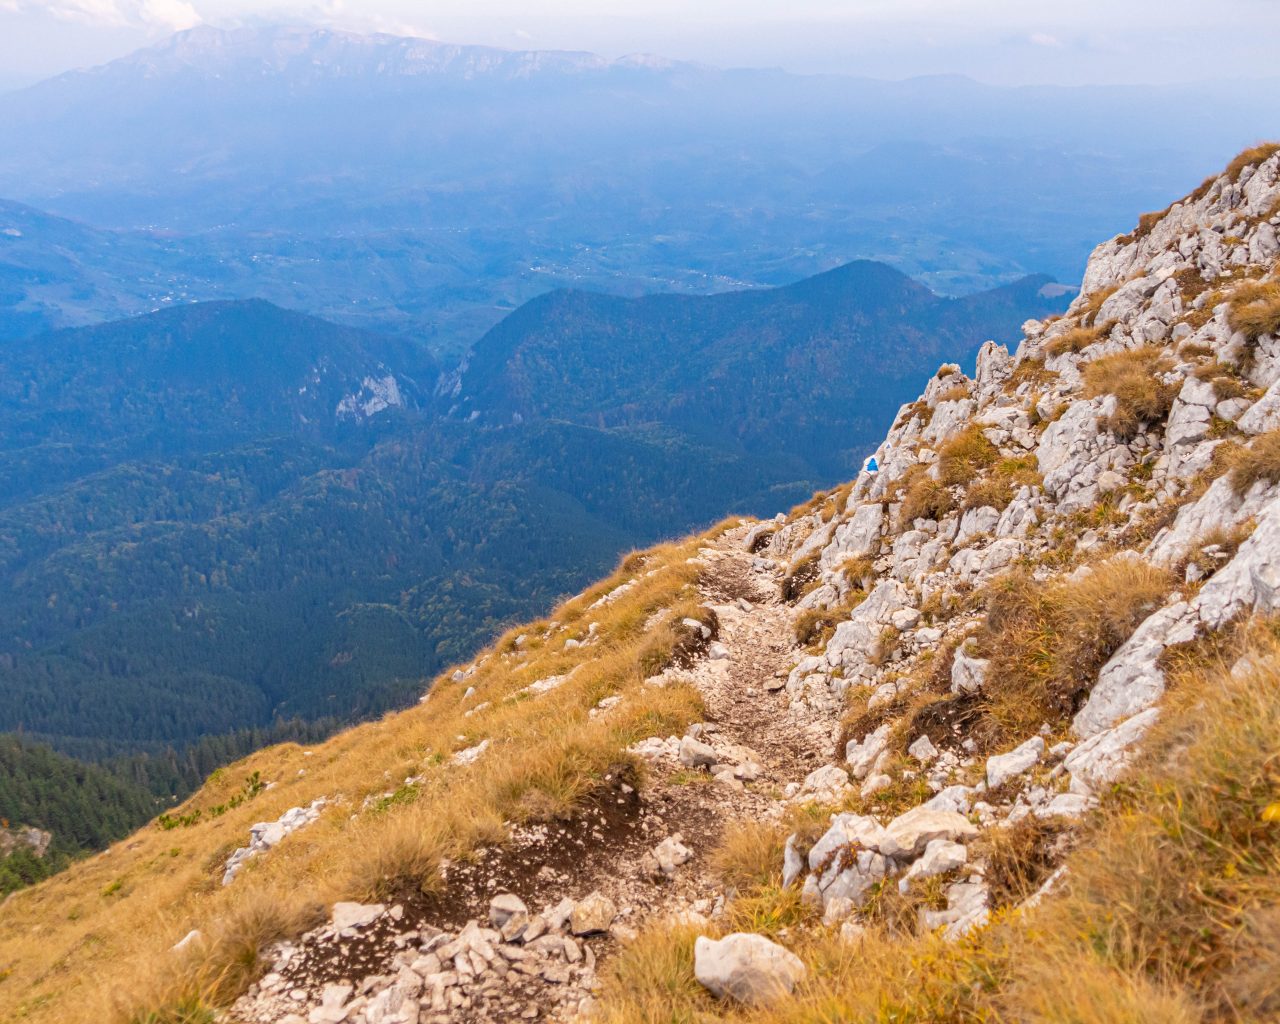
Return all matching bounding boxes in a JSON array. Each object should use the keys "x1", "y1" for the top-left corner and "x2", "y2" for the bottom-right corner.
[
  {"x1": 845, "y1": 723, "x2": 891, "y2": 779},
  {"x1": 693, "y1": 933, "x2": 806, "y2": 1005},
  {"x1": 489, "y1": 892, "x2": 528, "y2": 929},
  {"x1": 898, "y1": 838, "x2": 967, "y2": 891},
  {"x1": 678, "y1": 735, "x2": 717, "y2": 767},
  {"x1": 986, "y1": 736, "x2": 1045, "y2": 788},
  {"x1": 884, "y1": 806, "x2": 979, "y2": 857},
  {"x1": 651, "y1": 834, "x2": 694, "y2": 876},
  {"x1": 950, "y1": 650, "x2": 990, "y2": 694},
  {"x1": 569, "y1": 892, "x2": 617, "y2": 935},
  {"x1": 331, "y1": 901, "x2": 385, "y2": 932},
  {"x1": 223, "y1": 799, "x2": 327, "y2": 885}
]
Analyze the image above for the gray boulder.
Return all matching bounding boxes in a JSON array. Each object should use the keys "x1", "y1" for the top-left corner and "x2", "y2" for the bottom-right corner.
[{"x1": 694, "y1": 933, "x2": 806, "y2": 1005}]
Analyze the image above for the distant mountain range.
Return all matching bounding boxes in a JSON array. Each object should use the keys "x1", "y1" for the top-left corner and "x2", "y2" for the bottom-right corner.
[
  {"x1": 1, "y1": 25, "x2": 1272, "y2": 352},
  {"x1": 0, "y1": 261, "x2": 1069, "y2": 758}
]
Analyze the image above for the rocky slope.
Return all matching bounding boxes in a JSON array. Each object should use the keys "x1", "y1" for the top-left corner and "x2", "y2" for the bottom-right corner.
[{"x1": 2, "y1": 145, "x2": 1280, "y2": 1024}]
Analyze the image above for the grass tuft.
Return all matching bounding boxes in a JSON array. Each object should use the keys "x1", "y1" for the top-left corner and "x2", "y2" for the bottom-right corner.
[
  {"x1": 974, "y1": 558, "x2": 1171, "y2": 741},
  {"x1": 938, "y1": 425, "x2": 1000, "y2": 487},
  {"x1": 899, "y1": 470, "x2": 954, "y2": 525},
  {"x1": 1228, "y1": 429, "x2": 1280, "y2": 496},
  {"x1": 1227, "y1": 279, "x2": 1280, "y2": 344},
  {"x1": 1082, "y1": 347, "x2": 1177, "y2": 439}
]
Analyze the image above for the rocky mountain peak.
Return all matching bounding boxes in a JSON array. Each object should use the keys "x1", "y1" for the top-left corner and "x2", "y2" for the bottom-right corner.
[{"x1": 71, "y1": 25, "x2": 693, "y2": 85}]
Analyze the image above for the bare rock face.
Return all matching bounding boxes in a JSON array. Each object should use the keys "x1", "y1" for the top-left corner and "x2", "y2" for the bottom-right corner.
[{"x1": 693, "y1": 933, "x2": 806, "y2": 1005}]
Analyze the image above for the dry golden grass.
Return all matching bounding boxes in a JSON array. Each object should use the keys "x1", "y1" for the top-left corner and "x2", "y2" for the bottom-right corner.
[
  {"x1": 780, "y1": 552, "x2": 822, "y2": 602},
  {"x1": 1008, "y1": 356, "x2": 1057, "y2": 391},
  {"x1": 837, "y1": 555, "x2": 874, "y2": 589},
  {"x1": 1078, "y1": 285, "x2": 1121, "y2": 326},
  {"x1": 709, "y1": 822, "x2": 789, "y2": 892},
  {"x1": 793, "y1": 596, "x2": 863, "y2": 649},
  {"x1": 596, "y1": 623, "x2": 1280, "y2": 1024},
  {"x1": 1124, "y1": 142, "x2": 1280, "y2": 244},
  {"x1": 1222, "y1": 142, "x2": 1280, "y2": 184},
  {"x1": 1228, "y1": 429, "x2": 1280, "y2": 496},
  {"x1": 1194, "y1": 360, "x2": 1260, "y2": 403},
  {"x1": 898, "y1": 469, "x2": 953, "y2": 525},
  {"x1": 1083, "y1": 346, "x2": 1178, "y2": 439},
  {"x1": 0, "y1": 536, "x2": 716, "y2": 1024},
  {"x1": 935, "y1": 383, "x2": 970, "y2": 404},
  {"x1": 972, "y1": 816, "x2": 1069, "y2": 910},
  {"x1": 975, "y1": 557, "x2": 1171, "y2": 740},
  {"x1": 1043, "y1": 323, "x2": 1103, "y2": 357},
  {"x1": 937, "y1": 424, "x2": 1000, "y2": 487},
  {"x1": 962, "y1": 455, "x2": 1043, "y2": 512},
  {"x1": 1227, "y1": 278, "x2": 1280, "y2": 343}
]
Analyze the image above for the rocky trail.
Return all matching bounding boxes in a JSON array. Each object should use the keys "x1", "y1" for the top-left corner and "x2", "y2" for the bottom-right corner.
[{"x1": 229, "y1": 531, "x2": 828, "y2": 1024}]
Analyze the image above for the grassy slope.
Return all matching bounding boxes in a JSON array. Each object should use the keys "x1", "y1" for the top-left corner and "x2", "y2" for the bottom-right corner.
[{"x1": 0, "y1": 526, "x2": 733, "y2": 1022}]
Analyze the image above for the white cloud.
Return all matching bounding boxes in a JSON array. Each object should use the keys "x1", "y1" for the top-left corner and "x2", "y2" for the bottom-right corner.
[
  {"x1": 1029, "y1": 31, "x2": 1063, "y2": 48},
  {"x1": 140, "y1": 0, "x2": 201, "y2": 30},
  {"x1": 251, "y1": 0, "x2": 434, "y2": 39},
  {"x1": 11, "y1": 0, "x2": 200, "y2": 30}
]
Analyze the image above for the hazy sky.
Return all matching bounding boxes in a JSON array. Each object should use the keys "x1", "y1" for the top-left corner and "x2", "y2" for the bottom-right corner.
[{"x1": 2, "y1": 0, "x2": 1278, "y2": 91}]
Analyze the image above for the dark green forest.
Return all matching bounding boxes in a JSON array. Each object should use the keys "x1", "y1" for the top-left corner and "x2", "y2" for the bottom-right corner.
[{"x1": 0, "y1": 721, "x2": 337, "y2": 894}]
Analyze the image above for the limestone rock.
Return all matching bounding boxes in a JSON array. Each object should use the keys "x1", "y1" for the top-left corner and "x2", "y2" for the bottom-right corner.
[
  {"x1": 652, "y1": 834, "x2": 694, "y2": 876},
  {"x1": 331, "y1": 901, "x2": 385, "y2": 932},
  {"x1": 488, "y1": 893, "x2": 528, "y2": 929},
  {"x1": 985, "y1": 736, "x2": 1045, "y2": 788},
  {"x1": 845, "y1": 723, "x2": 891, "y2": 779},
  {"x1": 795, "y1": 763, "x2": 853, "y2": 803},
  {"x1": 899, "y1": 838, "x2": 967, "y2": 891},
  {"x1": 569, "y1": 891, "x2": 617, "y2": 935},
  {"x1": 1065, "y1": 708, "x2": 1161, "y2": 791},
  {"x1": 693, "y1": 933, "x2": 806, "y2": 1005},
  {"x1": 950, "y1": 649, "x2": 990, "y2": 695},
  {"x1": 678, "y1": 735, "x2": 717, "y2": 768},
  {"x1": 884, "y1": 806, "x2": 978, "y2": 858}
]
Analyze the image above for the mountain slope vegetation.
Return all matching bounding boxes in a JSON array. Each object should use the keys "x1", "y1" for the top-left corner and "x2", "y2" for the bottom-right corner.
[{"x1": 455, "y1": 262, "x2": 1064, "y2": 475}]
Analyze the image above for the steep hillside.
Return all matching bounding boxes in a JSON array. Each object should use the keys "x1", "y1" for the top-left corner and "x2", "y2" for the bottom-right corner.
[
  {"x1": 452, "y1": 263, "x2": 1067, "y2": 476},
  {"x1": 3, "y1": 145, "x2": 1280, "y2": 1024}
]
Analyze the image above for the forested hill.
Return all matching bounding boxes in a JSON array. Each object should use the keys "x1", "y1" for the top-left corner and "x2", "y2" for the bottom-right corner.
[
  {"x1": 0, "y1": 268, "x2": 1067, "y2": 763},
  {"x1": 450, "y1": 263, "x2": 1068, "y2": 476},
  {"x1": 0, "y1": 299, "x2": 437, "y2": 498}
]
